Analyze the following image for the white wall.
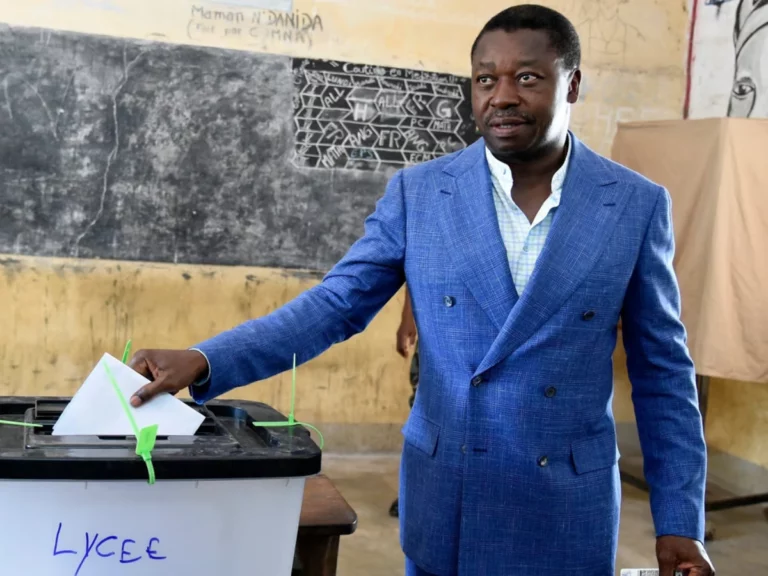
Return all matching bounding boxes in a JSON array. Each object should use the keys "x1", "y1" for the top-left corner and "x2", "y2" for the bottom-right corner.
[{"x1": 689, "y1": 0, "x2": 768, "y2": 118}]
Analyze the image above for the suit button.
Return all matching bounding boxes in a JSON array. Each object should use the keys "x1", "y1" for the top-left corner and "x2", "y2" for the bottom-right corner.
[
  {"x1": 471, "y1": 375, "x2": 483, "y2": 387},
  {"x1": 460, "y1": 445, "x2": 467, "y2": 454},
  {"x1": 538, "y1": 456, "x2": 548, "y2": 467},
  {"x1": 545, "y1": 386, "x2": 556, "y2": 398},
  {"x1": 443, "y1": 296, "x2": 455, "y2": 307},
  {"x1": 582, "y1": 310, "x2": 596, "y2": 321}
]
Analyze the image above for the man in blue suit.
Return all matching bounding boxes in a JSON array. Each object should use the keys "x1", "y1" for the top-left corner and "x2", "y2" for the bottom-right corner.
[{"x1": 129, "y1": 5, "x2": 714, "y2": 575}]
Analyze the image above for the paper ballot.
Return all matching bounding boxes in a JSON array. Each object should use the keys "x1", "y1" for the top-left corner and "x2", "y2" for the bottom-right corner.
[{"x1": 52, "y1": 352, "x2": 204, "y2": 436}]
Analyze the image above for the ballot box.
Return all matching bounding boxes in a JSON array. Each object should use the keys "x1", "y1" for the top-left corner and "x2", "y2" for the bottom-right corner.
[{"x1": 0, "y1": 396, "x2": 322, "y2": 576}]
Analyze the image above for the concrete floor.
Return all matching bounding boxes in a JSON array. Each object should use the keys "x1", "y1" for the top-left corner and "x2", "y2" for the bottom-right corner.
[{"x1": 321, "y1": 454, "x2": 768, "y2": 575}]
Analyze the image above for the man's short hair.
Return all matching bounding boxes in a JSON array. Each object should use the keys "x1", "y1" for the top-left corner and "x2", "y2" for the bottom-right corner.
[{"x1": 471, "y1": 4, "x2": 581, "y2": 71}]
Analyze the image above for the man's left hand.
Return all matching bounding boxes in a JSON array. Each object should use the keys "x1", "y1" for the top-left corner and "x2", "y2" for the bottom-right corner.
[{"x1": 657, "y1": 535, "x2": 715, "y2": 576}]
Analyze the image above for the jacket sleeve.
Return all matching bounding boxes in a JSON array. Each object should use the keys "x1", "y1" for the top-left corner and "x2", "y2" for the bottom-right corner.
[
  {"x1": 620, "y1": 185, "x2": 707, "y2": 542},
  {"x1": 189, "y1": 169, "x2": 408, "y2": 403}
]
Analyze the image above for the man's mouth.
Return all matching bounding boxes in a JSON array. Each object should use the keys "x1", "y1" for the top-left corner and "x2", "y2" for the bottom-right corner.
[
  {"x1": 489, "y1": 116, "x2": 529, "y2": 127},
  {"x1": 487, "y1": 119, "x2": 530, "y2": 136}
]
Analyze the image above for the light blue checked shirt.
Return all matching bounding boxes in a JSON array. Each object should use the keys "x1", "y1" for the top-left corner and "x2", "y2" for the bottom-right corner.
[{"x1": 485, "y1": 135, "x2": 572, "y2": 296}]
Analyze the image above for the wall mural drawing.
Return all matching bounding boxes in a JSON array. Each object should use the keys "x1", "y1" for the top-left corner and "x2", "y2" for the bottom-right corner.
[{"x1": 729, "y1": 0, "x2": 768, "y2": 117}]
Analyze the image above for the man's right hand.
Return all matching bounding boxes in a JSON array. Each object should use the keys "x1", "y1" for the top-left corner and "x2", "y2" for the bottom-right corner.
[{"x1": 128, "y1": 349, "x2": 209, "y2": 407}]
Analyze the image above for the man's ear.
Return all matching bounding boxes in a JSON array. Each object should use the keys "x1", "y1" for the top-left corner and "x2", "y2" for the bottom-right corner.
[{"x1": 567, "y1": 69, "x2": 581, "y2": 104}]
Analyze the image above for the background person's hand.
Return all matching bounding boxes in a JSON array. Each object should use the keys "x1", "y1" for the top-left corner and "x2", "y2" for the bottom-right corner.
[
  {"x1": 657, "y1": 535, "x2": 715, "y2": 576},
  {"x1": 396, "y1": 314, "x2": 417, "y2": 357},
  {"x1": 128, "y1": 349, "x2": 209, "y2": 407}
]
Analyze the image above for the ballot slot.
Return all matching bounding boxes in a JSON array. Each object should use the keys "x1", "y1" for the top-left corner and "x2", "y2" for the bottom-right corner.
[
  {"x1": 0, "y1": 396, "x2": 320, "y2": 483},
  {"x1": 20, "y1": 398, "x2": 289, "y2": 451}
]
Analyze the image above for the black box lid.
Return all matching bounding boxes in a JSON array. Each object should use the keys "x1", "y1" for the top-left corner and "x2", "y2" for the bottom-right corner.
[{"x1": 0, "y1": 396, "x2": 322, "y2": 481}]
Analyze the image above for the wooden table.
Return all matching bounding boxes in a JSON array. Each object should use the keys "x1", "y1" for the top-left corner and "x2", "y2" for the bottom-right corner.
[{"x1": 295, "y1": 474, "x2": 358, "y2": 576}]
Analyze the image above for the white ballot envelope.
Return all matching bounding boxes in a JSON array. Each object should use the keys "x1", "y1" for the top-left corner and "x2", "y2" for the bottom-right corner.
[{"x1": 52, "y1": 352, "x2": 204, "y2": 436}]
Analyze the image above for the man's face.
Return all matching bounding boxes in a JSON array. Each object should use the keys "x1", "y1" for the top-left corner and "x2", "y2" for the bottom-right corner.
[
  {"x1": 471, "y1": 29, "x2": 580, "y2": 160},
  {"x1": 728, "y1": 25, "x2": 768, "y2": 118}
]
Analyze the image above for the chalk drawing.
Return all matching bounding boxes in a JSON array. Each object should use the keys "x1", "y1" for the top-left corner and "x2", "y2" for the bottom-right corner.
[
  {"x1": 576, "y1": 0, "x2": 645, "y2": 64},
  {"x1": 290, "y1": 59, "x2": 476, "y2": 171},
  {"x1": 728, "y1": 0, "x2": 768, "y2": 117}
]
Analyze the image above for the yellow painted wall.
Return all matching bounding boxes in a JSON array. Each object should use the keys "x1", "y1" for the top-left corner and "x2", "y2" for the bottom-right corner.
[
  {"x1": 3, "y1": 0, "x2": 763, "y2": 464},
  {"x1": 0, "y1": 256, "x2": 410, "y2": 426}
]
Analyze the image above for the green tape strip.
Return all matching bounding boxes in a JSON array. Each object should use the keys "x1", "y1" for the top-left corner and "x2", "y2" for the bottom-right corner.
[
  {"x1": 251, "y1": 353, "x2": 324, "y2": 450},
  {"x1": 0, "y1": 419, "x2": 41, "y2": 428},
  {"x1": 103, "y1": 340, "x2": 157, "y2": 485},
  {"x1": 136, "y1": 424, "x2": 158, "y2": 485}
]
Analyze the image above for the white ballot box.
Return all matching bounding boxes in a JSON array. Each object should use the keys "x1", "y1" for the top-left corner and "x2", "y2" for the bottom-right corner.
[{"x1": 0, "y1": 396, "x2": 321, "y2": 576}]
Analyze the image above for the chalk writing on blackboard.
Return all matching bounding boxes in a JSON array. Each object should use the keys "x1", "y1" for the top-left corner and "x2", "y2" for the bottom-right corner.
[{"x1": 290, "y1": 58, "x2": 476, "y2": 171}]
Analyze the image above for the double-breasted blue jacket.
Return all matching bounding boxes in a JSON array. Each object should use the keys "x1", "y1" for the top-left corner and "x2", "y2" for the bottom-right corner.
[{"x1": 191, "y1": 134, "x2": 707, "y2": 575}]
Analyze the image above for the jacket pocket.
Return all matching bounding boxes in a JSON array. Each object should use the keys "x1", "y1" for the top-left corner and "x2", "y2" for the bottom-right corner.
[
  {"x1": 570, "y1": 430, "x2": 619, "y2": 474},
  {"x1": 401, "y1": 413, "x2": 440, "y2": 457}
]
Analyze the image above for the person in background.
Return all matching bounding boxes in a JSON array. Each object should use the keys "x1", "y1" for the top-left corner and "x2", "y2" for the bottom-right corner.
[
  {"x1": 390, "y1": 289, "x2": 419, "y2": 518},
  {"x1": 127, "y1": 5, "x2": 714, "y2": 575}
]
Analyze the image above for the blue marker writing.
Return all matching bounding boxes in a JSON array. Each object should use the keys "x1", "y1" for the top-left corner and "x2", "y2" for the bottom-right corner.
[
  {"x1": 53, "y1": 522, "x2": 76, "y2": 557},
  {"x1": 74, "y1": 532, "x2": 99, "y2": 576},
  {"x1": 146, "y1": 537, "x2": 167, "y2": 560},
  {"x1": 120, "y1": 539, "x2": 141, "y2": 564},
  {"x1": 53, "y1": 522, "x2": 167, "y2": 574},
  {"x1": 96, "y1": 535, "x2": 117, "y2": 558}
]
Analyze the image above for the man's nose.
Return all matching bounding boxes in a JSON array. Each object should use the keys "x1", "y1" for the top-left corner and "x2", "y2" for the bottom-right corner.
[{"x1": 489, "y1": 77, "x2": 521, "y2": 108}]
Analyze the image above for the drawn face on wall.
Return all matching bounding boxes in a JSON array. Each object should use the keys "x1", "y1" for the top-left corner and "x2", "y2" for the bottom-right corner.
[{"x1": 729, "y1": 0, "x2": 768, "y2": 117}]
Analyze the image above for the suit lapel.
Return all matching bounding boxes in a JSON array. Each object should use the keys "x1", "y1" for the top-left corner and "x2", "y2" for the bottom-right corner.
[
  {"x1": 475, "y1": 135, "x2": 629, "y2": 376},
  {"x1": 436, "y1": 139, "x2": 518, "y2": 332}
]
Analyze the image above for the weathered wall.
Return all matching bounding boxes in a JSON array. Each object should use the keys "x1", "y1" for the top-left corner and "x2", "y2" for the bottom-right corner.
[{"x1": 0, "y1": 0, "x2": 692, "y2": 451}]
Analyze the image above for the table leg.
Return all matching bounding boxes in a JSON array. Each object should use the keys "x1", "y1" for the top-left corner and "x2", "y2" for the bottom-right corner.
[{"x1": 296, "y1": 534, "x2": 340, "y2": 576}]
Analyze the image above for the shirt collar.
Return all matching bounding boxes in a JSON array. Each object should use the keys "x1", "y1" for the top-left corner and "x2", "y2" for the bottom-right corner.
[{"x1": 484, "y1": 133, "x2": 572, "y2": 206}]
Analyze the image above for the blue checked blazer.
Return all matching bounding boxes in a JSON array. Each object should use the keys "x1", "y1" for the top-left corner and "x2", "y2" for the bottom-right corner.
[{"x1": 191, "y1": 134, "x2": 707, "y2": 575}]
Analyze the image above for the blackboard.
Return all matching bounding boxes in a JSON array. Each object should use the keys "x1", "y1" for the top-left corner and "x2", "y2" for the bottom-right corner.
[{"x1": 0, "y1": 25, "x2": 477, "y2": 271}]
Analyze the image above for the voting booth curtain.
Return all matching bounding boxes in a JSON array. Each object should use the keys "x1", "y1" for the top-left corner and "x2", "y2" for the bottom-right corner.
[{"x1": 611, "y1": 118, "x2": 768, "y2": 384}]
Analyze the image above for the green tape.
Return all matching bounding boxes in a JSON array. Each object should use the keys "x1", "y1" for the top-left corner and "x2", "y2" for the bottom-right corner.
[
  {"x1": 136, "y1": 424, "x2": 158, "y2": 485},
  {"x1": 103, "y1": 359, "x2": 140, "y2": 435},
  {"x1": 289, "y1": 351, "x2": 296, "y2": 425},
  {"x1": 252, "y1": 353, "x2": 324, "y2": 450},
  {"x1": 0, "y1": 419, "x2": 41, "y2": 428},
  {"x1": 104, "y1": 343, "x2": 157, "y2": 485}
]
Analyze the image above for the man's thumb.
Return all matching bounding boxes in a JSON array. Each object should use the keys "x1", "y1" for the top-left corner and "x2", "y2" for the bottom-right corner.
[{"x1": 130, "y1": 375, "x2": 166, "y2": 407}]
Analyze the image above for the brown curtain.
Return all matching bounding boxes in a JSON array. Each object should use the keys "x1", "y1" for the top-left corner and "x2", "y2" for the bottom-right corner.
[{"x1": 611, "y1": 118, "x2": 768, "y2": 383}]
